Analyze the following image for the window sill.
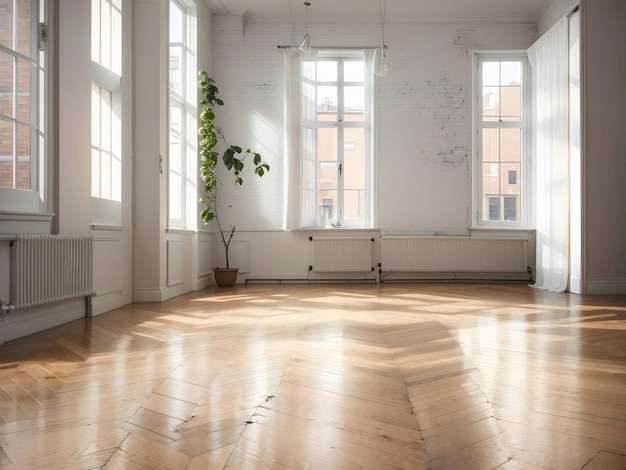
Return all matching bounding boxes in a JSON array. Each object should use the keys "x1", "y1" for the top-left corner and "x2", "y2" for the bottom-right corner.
[
  {"x1": 299, "y1": 227, "x2": 379, "y2": 232},
  {"x1": 469, "y1": 226, "x2": 535, "y2": 233}
]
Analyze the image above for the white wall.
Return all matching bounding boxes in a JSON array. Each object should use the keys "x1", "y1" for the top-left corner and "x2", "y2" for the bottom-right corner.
[{"x1": 207, "y1": 17, "x2": 537, "y2": 282}]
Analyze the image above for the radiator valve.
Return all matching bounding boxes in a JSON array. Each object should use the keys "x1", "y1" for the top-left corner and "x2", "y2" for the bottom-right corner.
[{"x1": 1, "y1": 301, "x2": 14, "y2": 315}]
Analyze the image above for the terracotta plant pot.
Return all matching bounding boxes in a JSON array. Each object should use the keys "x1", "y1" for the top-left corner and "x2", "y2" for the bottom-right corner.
[{"x1": 213, "y1": 267, "x2": 239, "y2": 286}]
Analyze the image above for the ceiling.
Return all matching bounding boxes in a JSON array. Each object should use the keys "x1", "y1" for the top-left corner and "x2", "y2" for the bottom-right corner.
[{"x1": 203, "y1": 0, "x2": 557, "y2": 24}]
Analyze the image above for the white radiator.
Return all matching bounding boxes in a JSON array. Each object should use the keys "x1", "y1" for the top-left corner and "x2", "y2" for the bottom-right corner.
[
  {"x1": 311, "y1": 237, "x2": 373, "y2": 272},
  {"x1": 380, "y1": 236, "x2": 527, "y2": 272},
  {"x1": 11, "y1": 234, "x2": 93, "y2": 309}
]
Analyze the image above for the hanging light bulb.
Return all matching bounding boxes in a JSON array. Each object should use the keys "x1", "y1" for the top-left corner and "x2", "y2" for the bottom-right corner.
[
  {"x1": 299, "y1": 2, "x2": 312, "y2": 56},
  {"x1": 374, "y1": 0, "x2": 388, "y2": 76},
  {"x1": 374, "y1": 45, "x2": 388, "y2": 76}
]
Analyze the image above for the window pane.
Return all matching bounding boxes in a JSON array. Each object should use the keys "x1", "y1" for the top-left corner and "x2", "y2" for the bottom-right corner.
[
  {"x1": 343, "y1": 128, "x2": 364, "y2": 224},
  {"x1": 488, "y1": 197, "x2": 499, "y2": 220},
  {"x1": 501, "y1": 61, "x2": 521, "y2": 87},
  {"x1": 317, "y1": 61, "x2": 337, "y2": 82},
  {"x1": 0, "y1": 1, "x2": 15, "y2": 51},
  {"x1": 317, "y1": 189, "x2": 336, "y2": 224},
  {"x1": 482, "y1": 163, "x2": 499, "y2": 199},
  {"x1": 482, "y1": 128, "x2": 499, "y2": 162},
  {"x1": 501, "y1": 85, "x2": 521, "y2": 121},
  {"x1": 0, "y1": 51, "x2": 15, "y2": 118},
  {"x1": 500, "y1": 128, "x2": 521, "y2": 162},
  {"x1": 170, "y1": 105, "x2": 182, "y2": 133},
  {"x1": 0, "y1": 119, "x2": 14, "y2": 189},
  {"x1": 100, "y1": 89, "x2": 112, "y2": 152},
  {"x1": 302, "y1": 81, "x2": 315, "y2": 121},
  {"x1": 17, "y1": 0, "x2": 30, "y2": 56},
  {"x1": 344, "y1": 86, "x2": 363, "y2": 121},
  {"x1": 504, "y1": 196, "x2": 517, "y2": 221},
  {"x1": 317, "y1": 127, "x2": 337, "y2": 164},
  {"x1": 91, "y1": 148, "x2": 100, "y2": 197},
  {"x1": 482, "y1": 62, "x2": 499, "y2": 86},
  {"x1": 317, "y1": 86, "x2": 337, "y2": 119},
  {"x1": 91, "y1": 0, "x2": 101, "y2": 63},
  {"x1": 18, "y1": 60, "x2": 35, "y2": 125},
  {"x1": 302, "y1": 59, "x2": 315, "y2": 81},
  {"x1": 169, "y1": 46, "x2": 182, "y2": 94},
  {"x1": 170, "y1": 2, "x2": 183, "y2": 43},
  {"x1": 482, "y1": 86, "x2": 499, "y2": 121},
  {"x1": 16, "y1": 124, "x2": 30, "y2": 189},
  {"x1": 91, "y1": 84, "x2": 101, "y2": 146},
  {"x1": 301, "y1": 127, "x2": 316, "y2": 226},
  {"x1": 111, "y1": 0, "x2": 122, "y2": 75},
  {"x1": 344, "y1": 61, "x2": 364, "y2": 82}
]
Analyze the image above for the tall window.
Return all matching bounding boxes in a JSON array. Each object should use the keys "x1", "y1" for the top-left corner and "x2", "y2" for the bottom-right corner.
[
  {"x1": 475, "y1": 54, "x2": 529, "y2": 226},
  {"x1": 0, "y1": 0, "x2": 41, "y2": 209},
  {"x1": 301, "y1": 53, "x2": 372, "y2": 228},
  {"x1": 91, "y1": 0, "x2": 122, "y2": 205},
  {"x1": 168, "y1": 0, "x2": 196, "y2": 228}
]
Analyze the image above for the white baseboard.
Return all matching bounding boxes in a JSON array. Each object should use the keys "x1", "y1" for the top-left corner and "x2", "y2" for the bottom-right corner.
[
  {"x1": 0, "y1": 298, "x2": 85, "y2": 343},
  {"x1": 133, "y1": 287, "x2": 170, "y2": 302},
  {"x1": 90, "y1": 289, "x2": 127, "y2": 316}
]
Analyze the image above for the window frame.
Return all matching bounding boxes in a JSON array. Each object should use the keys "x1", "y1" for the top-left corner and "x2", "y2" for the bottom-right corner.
[
  {"x1": 167, "y1": 0, "x2": 196, "y2": 229},
  {"x1": 300, "y1": 52, "x2": 373, "y2": 229},
  {"x1": 472, "y1": 51, "x2": 530, "y2": 228},
  {"x1": 90, "y1": 0, "x2": 123, "y2": 226},
  {"x1": 0, "y1": 0, "x2": 43, "y2": 212}
]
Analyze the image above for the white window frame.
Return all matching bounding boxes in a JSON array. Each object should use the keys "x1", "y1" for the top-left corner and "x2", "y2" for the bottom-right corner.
[
  {"x1": 0, "y1": 0, "x2": 43, "y2": 213},
  {"x1": 300, "y1": 52, "x2": 373, "y2": 229},
  {"x1": 472, "y1": 51, "x2": 531, "y2": 228},
  {"x1": 91, "y1": 0, "x2": 123, "y2": 226},
  {"x1": 168, "y1": 0, "x2": 196, "y2": 229}
]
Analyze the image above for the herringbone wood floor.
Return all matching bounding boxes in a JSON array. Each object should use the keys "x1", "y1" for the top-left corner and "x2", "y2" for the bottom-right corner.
[{"x1": 0, "y1": 283, "x2": 625, "y2": 469}]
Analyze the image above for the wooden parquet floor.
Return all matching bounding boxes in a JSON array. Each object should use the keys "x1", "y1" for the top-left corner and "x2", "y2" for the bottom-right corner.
[{"x1": 0, "y1": 283, "x2": 625, "y2": 469}]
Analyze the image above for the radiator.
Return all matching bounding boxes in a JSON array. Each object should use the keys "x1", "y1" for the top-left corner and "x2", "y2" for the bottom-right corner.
[
  {"x1": 311, "y1": 237, "x2": 373, "y2": 272},
  {"x1": 380, "y1": 236, "x2": 527, "y2": 272},
  {"x1": 11, "y1": 234, "x2": 93, "y2": 309}
]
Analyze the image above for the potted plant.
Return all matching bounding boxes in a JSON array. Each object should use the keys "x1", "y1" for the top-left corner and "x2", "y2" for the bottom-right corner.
[{"x1": 198, "y1": 70, "x2": 270, "y2": 286}]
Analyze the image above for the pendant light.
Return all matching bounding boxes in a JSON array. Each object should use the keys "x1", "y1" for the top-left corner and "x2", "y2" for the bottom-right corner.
[
  {"x1": 299, "y1": 2, "x2": 312, "y2": 55},
  {"x1": 374, "y1": 0, "x2": 388, "y2": 76}
]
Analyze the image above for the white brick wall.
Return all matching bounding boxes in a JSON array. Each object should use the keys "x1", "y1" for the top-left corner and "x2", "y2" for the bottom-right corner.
[{"x1": 211, "y1": 18, "x2": 536, "y2": 234}]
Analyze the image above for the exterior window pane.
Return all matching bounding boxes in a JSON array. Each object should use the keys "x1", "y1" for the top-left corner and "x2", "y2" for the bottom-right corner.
[
  {"x1": 344, "y1": 61, "x2": 364, "y2": 82},
  {"x1": 317, "y1": 61, "x2": 336, "y2": 82},
  {"x1": 16, "y1": 124, "x2": 31, "y2": 189},
  {"x1": 344, "y1": 85, "x2": 364, "y2": 122},
  {"x1": 0, "y1": 119, "x2": 14, "y2": 189},
  {"x1": 16, "y1": 0, "x2": 30, "y2": 55}
]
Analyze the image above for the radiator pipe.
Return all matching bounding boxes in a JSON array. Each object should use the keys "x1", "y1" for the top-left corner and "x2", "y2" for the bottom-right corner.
[{"x1": 1, "y1": 301, "x2": 15, "y2": 315}]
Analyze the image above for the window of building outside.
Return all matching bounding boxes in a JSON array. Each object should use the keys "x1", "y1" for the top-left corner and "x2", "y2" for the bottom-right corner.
[
  {"x1": 0, "y1": 0, "x2": 42, "y2": 211},
  {"x1": 91, "y1": 0, "x2": 122, "y2": 203},
  {"x1": 475, "y1": 54, "x2": 529, "y2": 226},
  {"x1": 168, "y1": 0, "x2": 196, "y2": 229},
  {"x1": 301, "y1": 53, "x2": 372, "y2": 228}
]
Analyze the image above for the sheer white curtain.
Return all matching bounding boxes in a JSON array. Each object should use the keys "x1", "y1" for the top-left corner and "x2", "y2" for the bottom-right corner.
[
  {"x1": 283, "y1": 48, "x2": 302, "y2": 230},
  {"x1": 528, "y1": 16, "x2": 570, "y2": 292}
]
